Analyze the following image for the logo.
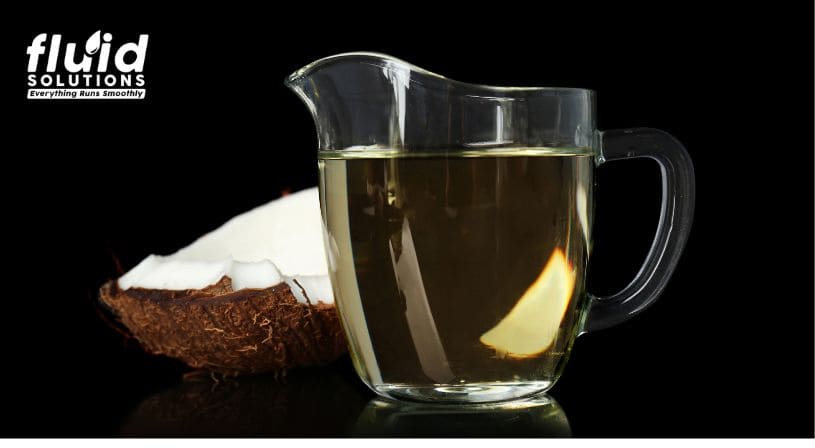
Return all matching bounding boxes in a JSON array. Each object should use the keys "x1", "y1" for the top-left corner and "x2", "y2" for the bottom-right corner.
[{"x1": 26, "y1": 30, "x2": 148, "y2": 100}]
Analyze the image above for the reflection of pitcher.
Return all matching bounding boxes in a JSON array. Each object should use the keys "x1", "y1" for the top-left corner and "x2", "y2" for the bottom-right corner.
[
  {"x1": 287, "y1": 53, "x2": 694, "y2": 404},
  {"x1": 354, "y1": 396, "x2": 571, "y2": 437}
]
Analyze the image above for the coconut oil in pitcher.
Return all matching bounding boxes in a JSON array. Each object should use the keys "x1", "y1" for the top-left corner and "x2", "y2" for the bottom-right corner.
[{"x1": 319, "y1": 148, "x2": 592, "y2": 402}]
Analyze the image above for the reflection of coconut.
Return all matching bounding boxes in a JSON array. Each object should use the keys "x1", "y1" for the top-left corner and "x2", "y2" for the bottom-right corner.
[
  {"x1": 99, "y1": 188, "x2": 346, "y2": 375},
  {"x1": 479, "y1": 249, "x2": 575, "y2": 358},
  {"x1": 121, "y1": 361, "x2": 370, "y2": 436}
]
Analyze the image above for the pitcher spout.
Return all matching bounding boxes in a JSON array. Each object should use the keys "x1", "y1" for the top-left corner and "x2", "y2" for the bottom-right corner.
[{"x1": 285, "y1": 52, "x2": 432, "y2": 152}]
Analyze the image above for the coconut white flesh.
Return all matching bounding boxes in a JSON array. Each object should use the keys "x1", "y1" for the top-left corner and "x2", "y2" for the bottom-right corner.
[{"x1": 118, "y1": 188, "x2": 334, "y2": 304}]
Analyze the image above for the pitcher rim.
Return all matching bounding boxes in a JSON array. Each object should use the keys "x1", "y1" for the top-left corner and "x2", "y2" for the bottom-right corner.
[{"x1": 285, "y1": 52, "x2": 595, "y2": 95}]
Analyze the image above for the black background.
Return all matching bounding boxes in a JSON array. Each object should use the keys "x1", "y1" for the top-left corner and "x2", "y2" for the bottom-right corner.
[{"x1": 6, "y1": 4, "x2": 813, "y2": 437}]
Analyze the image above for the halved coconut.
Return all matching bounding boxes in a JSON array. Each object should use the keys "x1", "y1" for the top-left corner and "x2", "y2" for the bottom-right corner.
[{"x1": 99, "y1": 188, "x2": 346, "y2": 375}]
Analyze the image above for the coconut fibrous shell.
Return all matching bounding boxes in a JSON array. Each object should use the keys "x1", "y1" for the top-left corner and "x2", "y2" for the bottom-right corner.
[
  {"x1": 99, "y1": 276, "x2": 346, "y2": 376},
  {"x1": 98, "y1": 187, "x2": 347, "y2": 375}
]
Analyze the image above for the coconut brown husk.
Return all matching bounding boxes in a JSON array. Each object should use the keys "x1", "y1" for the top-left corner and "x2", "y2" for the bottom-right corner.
[{"x1": 99, "y1": 277, "x2": 346, "y2": 375}]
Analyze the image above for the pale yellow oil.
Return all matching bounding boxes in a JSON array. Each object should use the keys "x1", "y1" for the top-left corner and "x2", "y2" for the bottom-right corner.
[{"x1": 319, "y1": 148, "x2": 593, "y2": 402}]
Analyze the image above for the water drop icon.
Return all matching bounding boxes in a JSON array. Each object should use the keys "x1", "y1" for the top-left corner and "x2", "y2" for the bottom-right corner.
[{"x1": 86, "y1": 30, "x2": 101, "y2": 55}]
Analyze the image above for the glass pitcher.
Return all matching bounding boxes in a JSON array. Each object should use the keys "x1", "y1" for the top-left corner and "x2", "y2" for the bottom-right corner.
[{"x1": 286, "y1": 53, "x2": 694, "y2": 404}]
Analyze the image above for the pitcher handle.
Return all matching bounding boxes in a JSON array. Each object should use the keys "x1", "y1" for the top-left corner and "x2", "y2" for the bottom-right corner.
[{"x1": 583, "y1": 128, "x2": 695, "y2": 333}]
